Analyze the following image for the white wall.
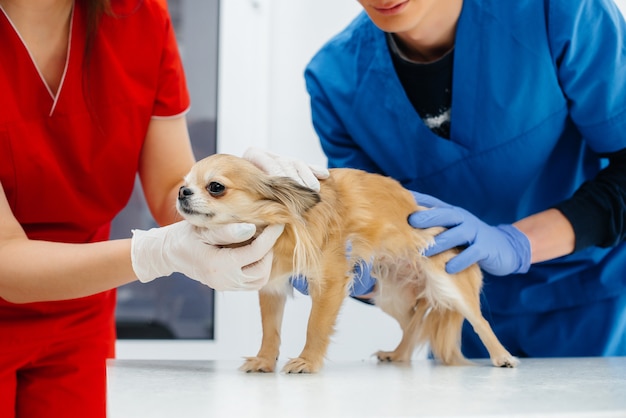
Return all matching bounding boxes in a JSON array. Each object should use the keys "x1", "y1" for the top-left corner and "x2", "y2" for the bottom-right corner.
[
  {"x1": 216, "y1": 0, "x2": 361, "y2": 165},
  {"x1": 118, "y1": 0, "x2": 626, "y2": 362}
]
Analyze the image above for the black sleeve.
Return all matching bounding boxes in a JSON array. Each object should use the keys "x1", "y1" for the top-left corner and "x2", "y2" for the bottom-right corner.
[{"x1": 554, "y1": 148, "x2": 626, "y2": 252}]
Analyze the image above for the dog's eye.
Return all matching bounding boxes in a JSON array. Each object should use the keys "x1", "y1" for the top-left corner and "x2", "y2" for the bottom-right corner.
[{"x1": 207, "y1": 181, "x2": 226, "y2": 196}]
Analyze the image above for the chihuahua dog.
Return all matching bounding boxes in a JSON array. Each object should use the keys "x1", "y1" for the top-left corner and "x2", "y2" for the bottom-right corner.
[{"x1": 177, "y1": 154, "x2": 519, "y2": 373}]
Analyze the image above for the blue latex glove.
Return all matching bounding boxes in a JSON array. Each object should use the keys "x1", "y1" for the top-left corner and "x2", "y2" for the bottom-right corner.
[
  {"x1": 409, "y1": 191, "x2": 531, "y2": 276},
  {"x1": 290, "y1": 257, "x2": 376, "y2": 296}
]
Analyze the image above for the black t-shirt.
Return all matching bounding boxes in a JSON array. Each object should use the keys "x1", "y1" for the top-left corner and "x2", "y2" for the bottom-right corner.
[
  {"x1": 387, "y1": 33, "x2": 453, "y2": 139},
  {"x1": 386, "y1": 33, "x2": 626, "y2": 251}
]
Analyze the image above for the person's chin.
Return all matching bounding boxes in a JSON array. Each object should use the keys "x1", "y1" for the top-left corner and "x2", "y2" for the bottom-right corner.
[{"x1": 365, "y1": 2, "x2": 414, "y2": 33}]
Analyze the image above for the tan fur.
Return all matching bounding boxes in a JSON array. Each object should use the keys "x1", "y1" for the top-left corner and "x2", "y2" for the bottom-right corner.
[{"x1": 178, "y1": 154, "x2": 519, "y2": 373}]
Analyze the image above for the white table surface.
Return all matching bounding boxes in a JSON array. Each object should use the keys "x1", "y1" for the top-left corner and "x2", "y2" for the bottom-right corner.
[{"x1": 107, "y1": 357, "x2": 626, "y2": 417}]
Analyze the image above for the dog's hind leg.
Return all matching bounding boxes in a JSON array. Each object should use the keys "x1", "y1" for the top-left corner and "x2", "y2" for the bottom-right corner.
[
  {"x1": 424, "y1": 308, "x2": 470, "y2": 365},
  {"x1": 240, "y1": 290, "x2": 286, "y2": 373},
  {"x1": 455, "y1": 298, "x2": 519, "y2": 368},
  {"x1": 375, "y1": 299, "x2": 428, "y2": 363},
  {"x1": 449, "y1": 268, "x2": 519, "y2": 368}
]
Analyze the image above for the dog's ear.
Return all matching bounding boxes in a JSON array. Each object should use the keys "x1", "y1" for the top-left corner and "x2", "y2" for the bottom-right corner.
[{"x1": 261, "y1": 176, "x2": 321, "y2": 216}]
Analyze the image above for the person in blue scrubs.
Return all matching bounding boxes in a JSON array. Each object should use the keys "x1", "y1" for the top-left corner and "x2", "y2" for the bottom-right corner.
[{"x1": 300, "y1": 0, "x2": 626, "y2": 358}]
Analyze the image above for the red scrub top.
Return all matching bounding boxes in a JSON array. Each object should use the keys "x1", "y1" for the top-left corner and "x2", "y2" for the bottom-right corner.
[{"x1": 0, "y1": 0, "x2": 189, "y2": 347}]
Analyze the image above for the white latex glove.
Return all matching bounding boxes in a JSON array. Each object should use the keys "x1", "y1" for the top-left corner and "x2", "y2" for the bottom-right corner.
[
  {"x1": 131, "y1": 221, "x2": 285, "y2": 291},
  {"x1": 243, "y1": 146, "x2": 329, "y2": 191}
]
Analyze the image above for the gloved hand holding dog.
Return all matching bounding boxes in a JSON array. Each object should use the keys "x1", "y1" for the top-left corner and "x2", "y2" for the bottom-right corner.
[
  {"x1": 243, "y1": 146, "x2": 330, "y2": 191},
  {"x1": 291, "y1": 242, "x2": 377, "y2": 298},
  {"x1": 290, "y1": 260, "x2": 376, "y2": 297},
  {"x1": 131, "y1": 221, "x2": 285, "y2": 290},
  {"x1": 409, "y1": 191, "x2": 531, "y2": 276}
]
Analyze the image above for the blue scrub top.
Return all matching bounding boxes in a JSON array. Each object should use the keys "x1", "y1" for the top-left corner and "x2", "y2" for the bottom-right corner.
[{"x1": 305, "y1": 0, "x2": 626, "y2": 315}]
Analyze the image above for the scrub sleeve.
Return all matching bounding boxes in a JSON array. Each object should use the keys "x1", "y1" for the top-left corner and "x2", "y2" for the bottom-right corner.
[{"x1": 0, "y1": 0, "x2": 189, "y2": 417}]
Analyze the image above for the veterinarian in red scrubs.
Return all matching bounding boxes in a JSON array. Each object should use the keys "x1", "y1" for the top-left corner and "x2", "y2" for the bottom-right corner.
[
  {"x1": 0, "y1": 1, "x2": 299, "y2": 417},
  {"x1": 297, "y1": 0, "x2": 626, "y2": 358}
]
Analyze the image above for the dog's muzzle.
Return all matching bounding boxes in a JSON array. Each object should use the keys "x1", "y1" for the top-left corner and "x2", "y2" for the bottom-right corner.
[
  {"x1": 178, "y1": 186, "x2": 194, "y2": 200},
  {"x1": 177, "y1": 186, "x2": 195, "y2": 212}
]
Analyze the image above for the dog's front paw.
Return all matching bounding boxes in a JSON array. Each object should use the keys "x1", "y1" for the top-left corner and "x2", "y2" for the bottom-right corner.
[
  {"x1": 492, "y1": 354, "x2": 520, "y2": 368},
  {"x1": 375, "y1": 350, "x2": 410, "y2": 363},
  {"x1": 239, "y1": 356, "x2": 277, "y2": 373},
  {"x1": 282, "y1": 357, "x2": 322, "y2": 374}
]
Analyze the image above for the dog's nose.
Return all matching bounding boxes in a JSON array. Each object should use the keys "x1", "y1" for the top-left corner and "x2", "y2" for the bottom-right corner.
[{"x1": 178, "y1": 186, "x2": 194, "y2": 200}]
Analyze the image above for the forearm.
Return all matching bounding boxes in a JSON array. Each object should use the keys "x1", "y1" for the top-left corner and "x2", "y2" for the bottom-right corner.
[
  {"x1": 515, "y1": 149, "x2": 626, "y2": 264},
  {"x1": 0, "y1": 237, "x2": 136, "y2": 303},
  {"x1": 139, "y1": 116, "x2": 195, "y2": 226},
  {"x1": 152, "y1": 183, "x2": 185, "y2": 226},
  {"x1": 513, "y1": 208, "x2": 575, "y2": 264}
]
